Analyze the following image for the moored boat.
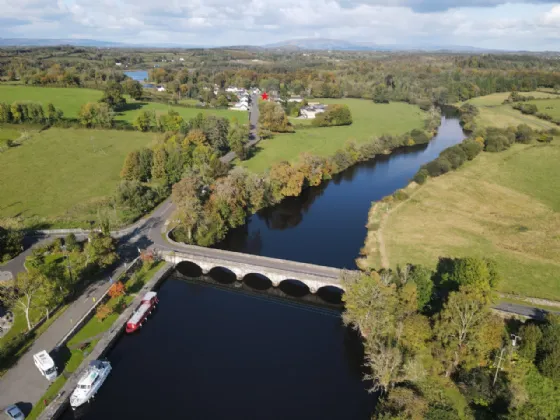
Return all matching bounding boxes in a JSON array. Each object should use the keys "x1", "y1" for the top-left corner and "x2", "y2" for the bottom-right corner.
[
  {"x1": 126, "y1": 291, "x2": 159, "y2": 333},
  {"x1": 70, "y1": 360, "x2": 112, "y2": 409}
]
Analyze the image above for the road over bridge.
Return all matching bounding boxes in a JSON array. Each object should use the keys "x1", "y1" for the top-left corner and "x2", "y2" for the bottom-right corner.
[{"x1": 160, "y1": 242, "x2": 345, "y2": 294}]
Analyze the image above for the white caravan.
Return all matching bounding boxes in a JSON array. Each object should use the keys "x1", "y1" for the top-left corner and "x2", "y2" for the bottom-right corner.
[{"x1": 33, "y1": 350, "x2": 57, "y2": 381}]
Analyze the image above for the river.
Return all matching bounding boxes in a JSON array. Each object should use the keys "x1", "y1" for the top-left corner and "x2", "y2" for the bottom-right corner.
[{"x1": 60, "y1": 110, "x2": 465, "y2": 420}]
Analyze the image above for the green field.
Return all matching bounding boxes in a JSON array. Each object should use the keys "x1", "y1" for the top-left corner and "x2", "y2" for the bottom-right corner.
[
  {"x1": 0, "y1": 127, "x2": 155, "y2": 227},
  {"x1": 0, "y1": 85, "x2": 247, "y2": 123},
  {"x1": 242, "y1": 99, "x2": 427, "y2": 172},
  {"x1": 475, "y1": 104, "x2": 557, "y2": 130},
  {"x1": 461, "y1": 91, "x2": 555, "y2": 107},
  {"x1": 528, "y1": 98, "x2": 560, "y2": 119},
  {"x1": 378, "y1": 140, "x2": 560, "y2": 300}
]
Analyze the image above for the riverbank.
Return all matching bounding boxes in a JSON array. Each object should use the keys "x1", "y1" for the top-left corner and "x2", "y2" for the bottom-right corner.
[{"x1": 361, "y1": 139, "x2": 560, "y2": 300}]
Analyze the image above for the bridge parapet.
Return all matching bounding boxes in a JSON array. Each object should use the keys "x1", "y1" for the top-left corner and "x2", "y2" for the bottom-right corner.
[{"x1": 160, "y1": 248, "x2": 346, "y2": 294}]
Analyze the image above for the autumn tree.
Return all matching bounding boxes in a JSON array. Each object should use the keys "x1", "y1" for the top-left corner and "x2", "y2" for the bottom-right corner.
[
  {"x1": 151, "y1": 146, "x2": 168, "y2": 181},
  {"x1": 259, "y1": 101, "x2": 294, "y2": 133},
  {"x1": 120, "y1": 150, "x2": 142, "y2": 181},
  {"x1": 108, "y1": 281, "x2": 125, "y2": 298},
  {"x1": 269, "y1": 161, "x2": 304, "y2": 199},
  {"x1": 95, "y1": 303, "x2": 112, "y2": 321}
]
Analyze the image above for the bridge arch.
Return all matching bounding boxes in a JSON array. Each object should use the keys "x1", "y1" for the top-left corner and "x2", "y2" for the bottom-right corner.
[
  {"x1": 243, "y1": 273, "x2": 273, "y2": 291},
  {"x1": 207, "y1": 267, "x2": 238, "y2": 284},
  {"x1": 278, "y1": 279, "x2": 310, "y2": 297},
  {"x1": 176, "y1": 261, "x2": 203, "y2": 278},
  {"x1": 316, "y1": 285, "x2": 344, "y2": 304}
]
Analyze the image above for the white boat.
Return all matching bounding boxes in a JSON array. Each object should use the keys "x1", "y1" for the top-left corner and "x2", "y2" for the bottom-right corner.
[{"x1": 70, "y1": 360, "x2": 112, "y2": 409}]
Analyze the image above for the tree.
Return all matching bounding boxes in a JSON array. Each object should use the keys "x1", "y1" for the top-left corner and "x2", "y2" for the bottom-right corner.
[
  {"x1": 100, "y1": 81, "x2": 126, "y2": 110},
  {"x1": 172, "y1": 175, "x2": 204, "y2": 243},
  {"x1": 108, "y1": 281, "x2": 125, "y2": 298},
  {"x1": 312, "y1": 104, "x2": 352, "y2": 127},
  {"x1": 138, "y1": 148, "x2": 154, "y2": 182},
  {"x1": 373, "y1": 84, "x2": 389, "y2": 103},
  {"x1": 436, "y1": 286, "x2": 497, "y2": 377},
  {"x1": 410, "y1": 265, "x2": 434, "y2": 312},
  {"x1": 259, "y1": 101, "x2": 294, "y2": 133},
  {"x1": 123, "y1": 79, "x2": 143, "y2": 100},
  {"x1": 516, "y1": 124, "x2": 533, "y2": 144},
  {"x1": 133, "y1": 110, "x2": 155, "y2": 132},
  {"x1": 85, "y1": 232, "x2": 117, "y2": 270},
  {"x1": 0, "y1": 226, "x2": 23, "y2": 262},
  {"x1": 151, "y1": 146, "x2": 168, "y2": 181},
  {"x1": 95, "y1": 303, "x2": 112, "y2": 321},
  {"x1": 78, "y1": 102, "x2": 113, "y2": 128},
  {"x1": 116, "y1": 181, "x2": 158, "y2": 215},
  {"x1": 12, "y1": 270, "x2": 46, "y2": 330},
  {"x1": 64, "y1": 233, "x2": 80, "y2": 252},
  {"x1": 269, "y1": 161, "x2": 304, "y2": 198},
  {"x1": 120, "y1": 150, "x2": 142, "y2": 181},
  {"x1": 184, "y1": 128, "x2": 207, "y2": 147},
  {"x1": 228, "y1": 124, "x2": 249, "y2": 160},
  {"x1": 216, "y1": 94, "x2": 229, "y2": 107}
]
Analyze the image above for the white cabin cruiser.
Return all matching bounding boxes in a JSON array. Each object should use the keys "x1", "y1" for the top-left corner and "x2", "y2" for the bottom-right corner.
[{"x1": 70, "y1": 360, "x2": 112, "y2": 409}]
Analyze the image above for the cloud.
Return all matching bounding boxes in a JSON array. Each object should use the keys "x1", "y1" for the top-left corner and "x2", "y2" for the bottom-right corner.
[{"x1": 0, "y1": 0, "x2": 559, "y2": 50}]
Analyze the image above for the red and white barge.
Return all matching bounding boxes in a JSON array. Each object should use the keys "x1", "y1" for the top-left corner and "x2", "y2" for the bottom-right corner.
[{"x1": 126, "y1": 291, "x2": 159, "y2": 333}]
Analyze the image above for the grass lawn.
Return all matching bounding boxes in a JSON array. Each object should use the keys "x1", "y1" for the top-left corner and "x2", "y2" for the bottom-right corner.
[
  {"x1": 379, "y1": 140, "x2": 560, "y2": 300},
  {"x1": 475, "y1": 105, "x2": 557, "y2": 130},
  {"x1": 527, "y1": 98, "x2": 560, "y2": 119},
  {"x1": 0, "y1": 127, "x2": 156, "y2": 227},
  {"x1": 0, "y1": 85, "x2": 247, "y2": 123},
  {"x1": 242, "y1": 99, "x2": 427, "y2": 172},
  {"x1": 460, "y1": 91, "x2": 556, "y2": 107}
]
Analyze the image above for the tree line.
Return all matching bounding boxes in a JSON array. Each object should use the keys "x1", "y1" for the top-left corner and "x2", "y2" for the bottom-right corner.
[
  {"x1": 0, "y1": 101, "x2": 64, "y2": 125},
  {"x1": 342, "y1": 257, "x2": 560, "y2": 419},
  {"x1": 171, "y1": 111, "x2": 440, "y2": 247}
]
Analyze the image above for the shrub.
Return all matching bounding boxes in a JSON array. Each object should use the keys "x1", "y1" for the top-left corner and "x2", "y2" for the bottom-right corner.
[
  {"x1": 440, "y1": 145, "x2": 467, "y2": 169},
  {"x1": 535, "y1": 112, "x2": 552, "y2": 121},
  {"x1": 513, "y1": 103, "x2": 538, "y2": 115},
  {"x1": 413, "y1": 169, "x2": 429, "y2": 184},
  {"x1": 537, "y1": 134, "x2": 553, "y2": 143},
  {"x1": 95, "y1": 304, "x2": 112, "y2": 321},
  {"x1": 393, "y1": 189, "x2": 409, "y2": 201},
  {"x1": 516, "y1": 124, "x2": 533, "y2": 144},
  {"x1": 485, "y1": 135, "x2": 511, "y2": 152},
  {"x1": 64, "y1": 233, "x2": 80, "y2": 252},
  {"x1": 0, "y1": 139, "x2": 14, "y2": 152},
  {"x1": 410, "y1": 129, "x2": 430, "y2": 145},
  {"x1": 459, "y1": 140, "x2": 483, "y2": 160},
  {"x1": 424, "y1": 157, "x2": 452, "y2": 177}
]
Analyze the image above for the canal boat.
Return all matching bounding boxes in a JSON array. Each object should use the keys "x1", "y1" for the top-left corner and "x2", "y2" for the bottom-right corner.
[
  {"x1": 125, "y1": 291, "x2": 159, "y2": 333},
  {"x1": 70, "y1": 360, "x2": 112, "y2": 409}
]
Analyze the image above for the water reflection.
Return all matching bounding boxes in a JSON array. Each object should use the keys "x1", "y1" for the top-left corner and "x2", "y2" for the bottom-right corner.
[{"x1": 215, "y1": 112, "x2": 465, "y2": 269}]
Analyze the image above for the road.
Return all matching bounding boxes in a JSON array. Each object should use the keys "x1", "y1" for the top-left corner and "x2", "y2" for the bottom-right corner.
[{"x1": 219, "y1": 93, "x2": 260, "y2": 162}]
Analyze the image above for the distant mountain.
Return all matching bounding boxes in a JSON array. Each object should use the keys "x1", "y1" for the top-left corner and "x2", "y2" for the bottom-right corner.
[
  {"x1": 0, "y1": 38, "x2": 127, "y2": 47},
  {"x1": 263, "y1": 38, "x2": 497, "y2": 53}
]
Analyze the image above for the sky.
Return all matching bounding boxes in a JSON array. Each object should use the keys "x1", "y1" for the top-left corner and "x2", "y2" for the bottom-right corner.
[{"x1": 1, "y1": 0, "x2": 560, "y2": 50}]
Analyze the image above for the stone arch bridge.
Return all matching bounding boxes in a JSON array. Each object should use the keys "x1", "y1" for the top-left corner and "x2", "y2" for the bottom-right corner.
[{"x1": 160, "y1": 246, "x2": 346, "y2": 295}]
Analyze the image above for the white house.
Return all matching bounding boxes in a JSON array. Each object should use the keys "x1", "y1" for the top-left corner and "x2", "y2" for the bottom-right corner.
[
  {"x1": 288, "y1": 96, "x2": 303, "y2": 103},
  {"x1": 157, "y1": 86, "x2": 166, "y2": 92},
  {"x1": 179, "y1": 57, "x2": 185, "y2": 62},
  {"x1": 230, "y1": 102, "x2": 249, "y2": 111},
  {"x1": 300, "y1": 104, "x2": 326, "y2": 119},
  {"x1": 115, "y1": 62, "x2": 122, "y2": 66}
]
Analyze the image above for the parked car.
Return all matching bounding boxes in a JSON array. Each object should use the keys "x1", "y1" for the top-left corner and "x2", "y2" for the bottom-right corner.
[{"x1": 4, "y1": 405, "x2": 24, "y2": 419}]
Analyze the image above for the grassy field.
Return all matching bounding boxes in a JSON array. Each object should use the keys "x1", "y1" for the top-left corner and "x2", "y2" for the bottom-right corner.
[
  {"x1": 461, "y1": 91, "x2": 556, "y2": 107},
  {"x1": 242, "y1": 99, "x2": 427, "y2": 172},
  {"x1": 528, "y1": 98, "x2": 560, "y2": 119},
  {"x1": 0, "y1": 127, "x2": 156, "y2": 227},
  {"x1": 378, "y1": 140, "x2": 560, "y2": 300},
  {"x1": 0, "y1": 85, "x2": 248, "y2": 123},
  {"x1": 475, "y1": 105, "x2": 557, "y2": 130}
]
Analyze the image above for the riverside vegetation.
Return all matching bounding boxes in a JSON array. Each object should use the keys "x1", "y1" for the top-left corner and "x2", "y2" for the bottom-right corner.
[
  {"x1": 359, "y1": 93, "x2": 560, "y2": 300},
  {"x1": 343, "y1": 257, "x2": 560, "y2": 419}
]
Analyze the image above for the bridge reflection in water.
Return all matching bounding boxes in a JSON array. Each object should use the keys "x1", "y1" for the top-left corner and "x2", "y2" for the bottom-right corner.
[{"x1": 175, "y1": 261, "x2": 344, "y2": 307}]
